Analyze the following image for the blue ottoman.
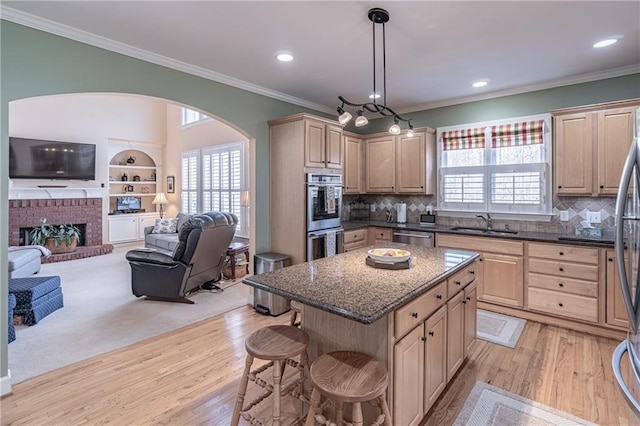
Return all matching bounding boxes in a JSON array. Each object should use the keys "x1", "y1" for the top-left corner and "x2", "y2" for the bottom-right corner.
[
  {"x1": 8, "y1": 293, "x2": 16, "y2": 343},
  {"x1": 9, "y1": 276, "x2": 63, "y2": 326}
]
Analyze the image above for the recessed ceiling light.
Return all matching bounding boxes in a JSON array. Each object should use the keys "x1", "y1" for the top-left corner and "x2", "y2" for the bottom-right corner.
[
  {"x1": 276, "y1": 52, "x2": 294, "y2": 62},
  {"x1": 369, "y1": 93, "x2": 381, "y2": 99},
  {"x1": 472, "y1": 81, "x2": 488, "y2": 88},
  {"x1": 593, "y1": 38, "x2": 618, "y2": 48}
]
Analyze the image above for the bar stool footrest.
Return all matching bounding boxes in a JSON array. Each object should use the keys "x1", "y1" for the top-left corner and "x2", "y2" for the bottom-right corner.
[{"x1": 240, "y1": 411, "x2": 265, "y2": 426}]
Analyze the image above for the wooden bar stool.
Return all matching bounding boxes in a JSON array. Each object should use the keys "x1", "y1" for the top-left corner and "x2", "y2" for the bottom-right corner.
[
  {"x1": 231, "y1": 325, "x2": 310, "y2": 426},
  {"x1": 290, "y1": 300, "x2": 303, "y2": 327},
  {"x1": 305, "y1": 351, "x2": 391, "y2": 426}
]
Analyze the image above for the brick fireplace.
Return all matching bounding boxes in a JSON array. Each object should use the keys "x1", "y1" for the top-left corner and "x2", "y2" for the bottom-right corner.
[{"x1": 9, "y1": 197, "x2": 113, "y2": 262}]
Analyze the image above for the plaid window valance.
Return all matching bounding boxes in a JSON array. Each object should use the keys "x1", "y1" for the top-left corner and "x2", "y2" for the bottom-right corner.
[
  {"x1": 491, "y1": 120, "x2": 544, "y2": 148},
  {"x1": 441, "y1": 128, "x2": 486, "y2": 151}
]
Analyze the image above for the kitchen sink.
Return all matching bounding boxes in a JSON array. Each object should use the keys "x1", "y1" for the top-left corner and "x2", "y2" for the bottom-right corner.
[{"x1": 450, "y1": 226, "x2": 518, "y2": 236}]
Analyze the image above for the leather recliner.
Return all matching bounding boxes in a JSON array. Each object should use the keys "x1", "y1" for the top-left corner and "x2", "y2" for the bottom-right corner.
[{"x1": 125, "y1": 211, "x2": 238, "y2": 303}]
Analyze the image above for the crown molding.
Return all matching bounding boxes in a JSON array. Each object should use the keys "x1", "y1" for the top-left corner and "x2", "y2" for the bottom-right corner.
[
  {"x1": 0, "y1": 6, "x2": 335, "y2": 115},
  {"x1": 398, "y1": 64, "x2": 640, "y2": 114}
]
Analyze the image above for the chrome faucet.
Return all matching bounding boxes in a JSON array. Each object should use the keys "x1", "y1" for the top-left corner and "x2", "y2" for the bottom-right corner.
[{"x1": 477, "y1": 213, "x2": 492, "y2": 230}]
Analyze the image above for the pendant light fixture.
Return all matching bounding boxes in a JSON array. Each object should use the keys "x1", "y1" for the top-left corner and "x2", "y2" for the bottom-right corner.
[{"x1": 336, "y1": 8, "x2": 413, "y2": 135}]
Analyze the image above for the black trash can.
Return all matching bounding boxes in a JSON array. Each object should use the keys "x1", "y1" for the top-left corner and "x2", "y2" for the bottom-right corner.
[{"x1": 253, "y1": 252, "x2": 292, "y2": 316}]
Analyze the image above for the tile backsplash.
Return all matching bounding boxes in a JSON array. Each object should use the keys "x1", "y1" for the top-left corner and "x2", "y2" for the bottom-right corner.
[{"x1": 343, "y1": 194, "x2": 616, "y2": 234}]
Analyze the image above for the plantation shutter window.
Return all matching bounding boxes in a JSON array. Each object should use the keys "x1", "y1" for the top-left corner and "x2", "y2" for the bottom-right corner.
[{"x1": 181, "y1": 150, "x2": 199, "y2": 215}]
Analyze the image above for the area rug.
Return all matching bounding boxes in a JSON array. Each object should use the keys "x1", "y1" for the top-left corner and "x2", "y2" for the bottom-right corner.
[
  {"x1": 8, "y1": 248, "x2": 252, "y2": 384},
  {"x1": 477, "y1": 309, "x2": 526, "y2": 348},
  {"x1": 453, "y1": 381, "x2": 597, "y2": 425}
]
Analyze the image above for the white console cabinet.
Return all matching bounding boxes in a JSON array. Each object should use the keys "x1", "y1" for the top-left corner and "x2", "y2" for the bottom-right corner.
[{"x1": 108, "y1": 213, "x2": 158, "y2": 243}]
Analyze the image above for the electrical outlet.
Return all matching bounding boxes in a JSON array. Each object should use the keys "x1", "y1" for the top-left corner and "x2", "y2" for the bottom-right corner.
[
  {"x1": 370, "y1": 204, "x2": 376, "y2": 212},
  {"x1": 587, "y1": 211, "x2": 601, "y2": 224},
  {"x1": 560, "y1": 210, "x2": 569, "y2": 222}
]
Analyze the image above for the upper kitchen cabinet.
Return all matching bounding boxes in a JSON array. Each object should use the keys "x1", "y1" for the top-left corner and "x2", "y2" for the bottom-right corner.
[
  {"x1": 553, "y1": 99, "x2": 639, "y2": 196},
  {"x1": 305, "y1": 118, "x2": 343, "y2": 169},
  {"x1": 396, "y1": 129, "x2": 436, "y2": 194},
  {"x1": 365, "y1": 129, "x2": 436, "y2": 194},
  {"x1": 343, "y1": 133, "x2": 364, "y2": 194}
]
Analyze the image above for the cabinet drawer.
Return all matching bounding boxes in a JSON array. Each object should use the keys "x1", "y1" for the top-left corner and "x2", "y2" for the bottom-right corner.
[
  {"x1": 528, "y1": 242, "x2": 598, "y2": 264},
  {"x1": 527, "y1": 272, "x2": 598, "y2": 297},
  {"x1": 344, "y1": 228, "x2": 366, "y2": 243},
  {"x1": 437, "y1": 234, "x2": 523, "y2": 256},
  {"x1": 447, "y1": 262, "x2": 477, "y2": 299},
  {"x1": 528, "y1": 258, "x2": 598, "y2": 281},
  {"x1": 371, "y1": 227, "x2": 392, "y2": 241},
  {"x1": 343, "y1": 240, "x2": 367, "y2": 252},
  {"x1": 528, "y1": 287, "x2": 598, "y2": 323},
  {"x1": 395, "y1": 281, "x2": 446, "y2": 338}
]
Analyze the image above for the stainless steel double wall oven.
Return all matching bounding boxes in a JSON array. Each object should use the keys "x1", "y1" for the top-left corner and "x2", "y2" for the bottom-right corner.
[{"x1": 306, "y1": 173, "x2": 344, "y2": 261}]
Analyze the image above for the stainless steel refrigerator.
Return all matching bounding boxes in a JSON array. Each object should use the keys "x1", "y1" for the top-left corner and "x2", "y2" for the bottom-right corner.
[{"x1": 613, "y1": 106, "x2": 640, "y2": 418}]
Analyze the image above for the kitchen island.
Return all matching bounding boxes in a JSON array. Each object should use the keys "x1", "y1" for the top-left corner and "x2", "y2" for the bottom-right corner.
[{"x1": 243, "y1": 243, "x2": 480, "y2": 425}]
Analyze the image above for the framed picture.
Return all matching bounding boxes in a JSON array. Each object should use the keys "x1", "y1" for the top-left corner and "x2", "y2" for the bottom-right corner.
[{"x1": 167, "y1": 175, "x2": 175, "y2": 193}]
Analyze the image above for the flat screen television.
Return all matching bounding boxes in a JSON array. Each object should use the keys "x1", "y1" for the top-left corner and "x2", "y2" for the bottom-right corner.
[
  {"x1": 9, "y1": 137, "x2": 96, "y2": 180},
  {"x1": 116, "y1": 196, "x2": 142, "y2": 212}
]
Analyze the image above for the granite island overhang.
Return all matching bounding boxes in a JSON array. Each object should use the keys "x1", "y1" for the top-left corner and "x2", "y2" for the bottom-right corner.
[{"x1": 243, "y1": 243, "x2": 480, "y2": 324}]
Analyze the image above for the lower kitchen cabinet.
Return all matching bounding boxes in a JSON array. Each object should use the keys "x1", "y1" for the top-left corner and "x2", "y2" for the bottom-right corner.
[
  {"x1": 481, "y1": 253, "x2": 524, "y2": 307},
  {"x1": 464, "y1": 281, "x2": 478, "y2": 355},
  {"x1": 343, "y1": 228, "x2": 368, "y2": 252},
  {"x1": 446, "y1": 291, "x2": 465, "y2": 382},
  {"x1": 393, "y1": 325, "x2": 425, "y2": 426},
  {"x1": 108, "y1": 213, "x2": 158, "y2": 243},
  {"x1": 368, "y1": 226, "x2": 392, "y2": 245},
  {"x1": 424, "y1": 305, "x2": 448, "y2": 413},
  {"x1": 606, "y1": 251, "x2": 630, "y2": 328}
]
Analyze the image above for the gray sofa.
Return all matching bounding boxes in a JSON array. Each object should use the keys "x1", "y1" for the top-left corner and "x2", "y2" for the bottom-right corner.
[
  {"x1": 8, "y1": 246, "x2": 46, "y2": 278},
  {"x1": 144, "y1": 212, "x2": 191, "y2": 253}
]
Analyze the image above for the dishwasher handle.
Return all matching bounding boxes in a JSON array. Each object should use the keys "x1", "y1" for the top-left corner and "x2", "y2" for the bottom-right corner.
[{"x1": 393, "y1": 232, "x2": 433, "y2": 239}]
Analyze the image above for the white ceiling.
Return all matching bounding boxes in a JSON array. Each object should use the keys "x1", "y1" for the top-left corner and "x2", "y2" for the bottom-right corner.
[{"x1": 2, "y1": 1, "x2": 639, "y2": 115}]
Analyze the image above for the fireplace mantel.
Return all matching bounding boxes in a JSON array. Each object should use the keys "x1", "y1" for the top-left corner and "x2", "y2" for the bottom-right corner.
[{"x1": 9, "y1": 187, "x2": 105, "y2": 200}]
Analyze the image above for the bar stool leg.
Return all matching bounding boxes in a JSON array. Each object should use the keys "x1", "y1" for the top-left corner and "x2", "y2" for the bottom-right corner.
[
  {"x1": 305, "y1": 387, "x2": 321, "y2": 426},
  {"x1": 335, "y1": 401, "x2": 343, "y2": 425},
  {"x1": 231, "y1": 354, "x2": 254, "y2": 426},
  {"x1": 351, "y1": 402, "x2": 363, "y2": 426},
  {"x1": 379, "y1": 393, "x2": 392, "y2": 426},
  {"x1": 273, "y1": 359, "x2": 282, "y2": 426}
]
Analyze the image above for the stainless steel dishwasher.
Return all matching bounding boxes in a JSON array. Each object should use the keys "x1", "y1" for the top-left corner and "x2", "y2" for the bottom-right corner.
[{"x1": 392, "y1": 229, "x2": 435, "y2": 247}]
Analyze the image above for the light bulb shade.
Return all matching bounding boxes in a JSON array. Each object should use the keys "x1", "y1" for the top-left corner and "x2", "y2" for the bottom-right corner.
[
  {"x1": 152, "y1": 192, "x2": 168, "y2": 205},
  {"x1": 355, "y1": 115, "x2": 369, "y2": 127},
  {"x1": 389, "y1": 123, "x2": 401, "y2": 135},
  {"x1": 338, "y1": 111, "x2": 353, "y2": 125},
  {"x1": 406, "y1": 128, "x2": 415, "y2": 137}
]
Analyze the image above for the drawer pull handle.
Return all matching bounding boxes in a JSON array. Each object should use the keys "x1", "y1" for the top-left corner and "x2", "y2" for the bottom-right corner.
[
  {"x1": 559, "y1": 283, "x2": 564, "y2": 287},
  {"x1": 462, "y1": 300, "x2": 467, "y2": 304},
  {"x1": 466, "y1": 296, "x2": 471, "y2": 301},
  {"x1": 421, "y1": 336, "x2": 427, "y2": 342},
  {"x1": 559, "y1": 303, "x2": 564, "y2": 307},
  {"x1": 455, "y1": 280, "x2": 461, "y2": 285},
  {"x1": 609, "y1": 258, "x2": 614, "y2": 262},
  {"x1": 436, "y1": 295, "x2": 443, "y2": 300},
  {"x1": 469, "y1": 270, "x2": 475, "y2": 275},
  {"x1": 559, "y1": 252, "x2": 564, "y2": 255},
  {"x1": 428, "y1": 331, "x2": 434, "y2": 336},
  {"x1": 479, "y1": 258, "x2": 483, "y2": 262},
  {"x1": 559, "y1": 267, "x2": 564, "y2": 272},
  {"x1": 411, "y1": 312, "x2": 418, "y2": 318}
]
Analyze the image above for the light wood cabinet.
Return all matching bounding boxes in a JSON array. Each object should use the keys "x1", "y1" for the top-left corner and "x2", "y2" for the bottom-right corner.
[
  {"x1": 553, "y1": 100, "x2": 638, "y2": 196},
  {"x1": 526, "y1": 242, "x2": 599, "y2": 323},
  {"x1": 343, "y1": 134, "x2": 364, "y2": 194},
  {"x1": 305, "y1": 120, "x2": 343, "y2": 169},
  {"x1": 343, "y1": 228, "x2": 368, "y2": 252},
  {"x1": 446, "y1": 291, "x2": 465, "y2": 382},
  {"x1": 463, "y1": 281, "x2": 478, "y2": 355},
  {"x1": 606, "y1": 251, "x2": 630, "y2": 329},
  {"x1": 437, "y1": 234, "x2": 524, "y2": 308},
  {"x1": 393, "y1": 325, "x2": 424, "y2": 426},
  {"x1": 423, "y1": 305, "x2": 447, "y2": 414},
  {"x1": 368, "y1": 226, "x2": 392, "y2": 245},
  {"x1": 365, "y1": 135, "x2": 396, "y2": 193}
]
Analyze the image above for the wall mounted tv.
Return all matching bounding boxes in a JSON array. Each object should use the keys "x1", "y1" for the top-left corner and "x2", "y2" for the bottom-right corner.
[{"x1": 9, "y1": 137, "x2": 96, "y2": 180}]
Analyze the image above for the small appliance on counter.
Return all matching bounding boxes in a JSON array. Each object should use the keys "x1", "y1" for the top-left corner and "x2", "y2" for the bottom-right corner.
[
  {"x1": 420, "y1": 213, "x2": 436, "y2": 227},
  {"x1": 396, "y1": 202, "x2": 407, "y2": 224}
]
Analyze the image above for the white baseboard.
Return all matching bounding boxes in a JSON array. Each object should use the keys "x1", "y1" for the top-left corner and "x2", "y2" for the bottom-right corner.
[{"x1": 0, "y1": 370, "x2": 12, "y2": 396}]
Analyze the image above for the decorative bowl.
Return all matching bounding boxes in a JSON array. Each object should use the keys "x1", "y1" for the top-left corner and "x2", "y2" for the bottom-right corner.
[{"x1": 367, "y1": 248, "x2": 411, "y2": 263}]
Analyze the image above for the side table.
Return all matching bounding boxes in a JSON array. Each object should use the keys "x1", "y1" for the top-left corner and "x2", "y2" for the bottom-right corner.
[{"x1": 226, "y1": 242, "x2": 250, "y2": 280}]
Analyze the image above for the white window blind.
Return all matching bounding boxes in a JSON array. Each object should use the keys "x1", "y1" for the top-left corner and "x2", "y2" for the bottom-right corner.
[
  {"x1": 181, "y1": 107, "x2": 210, "y2": 127},
  {"x1": 181, "y1": 150, "x2": 199, "y2": 215},
  {"x1": 437, "y1": 114, "x2": 551, "y2": 216}
]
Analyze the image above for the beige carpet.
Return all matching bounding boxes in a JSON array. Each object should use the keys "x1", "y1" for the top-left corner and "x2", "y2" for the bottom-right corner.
[
  {"x1": 454, "y1": 381, "x2": 598, "y2": 425},
  {"x1": 477, "y1": 309, "x2": 526, "y2": 348},
  {"x1": 8, "y1": 247, "x2": 252, "y2": 384}
]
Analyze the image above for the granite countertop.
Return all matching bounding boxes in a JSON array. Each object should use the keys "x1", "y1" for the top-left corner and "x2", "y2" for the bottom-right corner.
[
  {"x1": 342, "y1": 220, "x2": 615, "y2": 248},
  {"x1": 243, "y1": 243, "x2": 479, "y2": 325}
]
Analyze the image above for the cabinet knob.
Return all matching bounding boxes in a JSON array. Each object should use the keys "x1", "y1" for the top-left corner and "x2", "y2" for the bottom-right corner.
[
  {"x1": 466, "y1": 296, "x2": 471, "y2": 301},
  {"x1": 462, "y1": 300, "x2": 467, "y2": 304},
  {"x1": 428, "y1": 331, "x2": 434, "y2": 336},
  {"x1": 609, "y1": 258, "x2": 613, "y2": 262},
  {"x1": 559, "y1": 267, "x2": 564, "y2": 272},
  {"x1": 559, "y1": 303, "x2": 564, "y2": 307},
  {"x1": 559, "y1": 252, "x2": 564, "y2": 256},
  {"x1": 469, "y1": 270, "x2": 475, "y2": 275},
  {"x1": 411, "y1": 312, "x2": 418, "y2": 318},
  {"x1": 558, "y1": 185, "x2": 562, "y2": 189},
  {"x1": 455, "y1": 280, "x2": 461, "y2": 285},
  {"x1": 600, "y1": 185, "x2": 604, "y2": 189},
  {"x1": 421, "y1": 336, "x2": 427, "y2": 342},
  {"x1": 559, "y1": 283, "x2": 564, "y2": 287},
  {"x1": 479, "y1": 258, "x2": 483, "y2": 262},
  {"x1": 436, "y1": 294, "x2": 443, "y2": 300},
  {"x1": 421, "y1": 186, "x2": 424, "y2": 189}
]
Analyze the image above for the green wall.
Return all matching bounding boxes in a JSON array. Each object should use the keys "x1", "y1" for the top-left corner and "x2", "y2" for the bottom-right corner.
[{"x1": 1, "y1": 19, "x2": 638, "y2": 383}]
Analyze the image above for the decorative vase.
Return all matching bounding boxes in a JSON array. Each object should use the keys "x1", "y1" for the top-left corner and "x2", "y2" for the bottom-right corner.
[{"x1": 44, "y1": 236, "x2": 77, "y2": 254}]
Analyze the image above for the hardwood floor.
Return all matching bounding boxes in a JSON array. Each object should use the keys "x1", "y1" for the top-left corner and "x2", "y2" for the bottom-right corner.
[{"x1": 2, "y1": 305, "x2": 638, "y2": 425}]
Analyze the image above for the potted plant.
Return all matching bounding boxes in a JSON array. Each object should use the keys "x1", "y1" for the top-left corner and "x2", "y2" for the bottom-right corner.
[{"x1": 30, "y1": 218, "x2": 81, "y2": 254}]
